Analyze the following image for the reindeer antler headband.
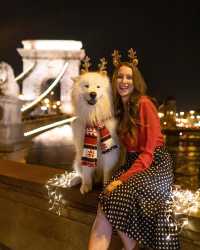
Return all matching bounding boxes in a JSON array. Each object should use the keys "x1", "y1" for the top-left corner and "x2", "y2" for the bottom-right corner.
[
  {"x1": 81, "y1": 56, "x2": 107, "y2": 75},
  {"x1": 112, "y1": 48, "x2": 138, "y2": 68}
]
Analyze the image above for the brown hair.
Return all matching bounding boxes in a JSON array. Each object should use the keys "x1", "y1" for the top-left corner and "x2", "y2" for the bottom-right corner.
[{"x1": 112, "y1": 62, "x2": 147, "y2": 143}]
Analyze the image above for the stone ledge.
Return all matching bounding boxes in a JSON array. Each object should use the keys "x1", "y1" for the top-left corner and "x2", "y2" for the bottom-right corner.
[
  {"x1": 0, "y1": 160, "x2": 121, "y2": 250},
  {"x1": 1, "y1": 160, "x2": 200, "y2": 250},
  {"x1": 0, "y1": 159, "x2": 99, "y2": 212}
]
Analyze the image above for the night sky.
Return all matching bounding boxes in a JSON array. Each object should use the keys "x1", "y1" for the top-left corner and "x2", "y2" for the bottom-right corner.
[{"x1": 0, "y1": 2, "x2": 199, "y2": 111}]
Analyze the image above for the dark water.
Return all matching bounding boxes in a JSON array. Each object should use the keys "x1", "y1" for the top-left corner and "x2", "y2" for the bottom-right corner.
[{"x1": 167, "y1": 140, "x2": 200, "y2": 191}]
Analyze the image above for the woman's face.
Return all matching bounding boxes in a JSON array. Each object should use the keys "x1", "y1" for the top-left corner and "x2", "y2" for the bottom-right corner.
[{"x1": 116, "y1": 65, "x2": 134, "y2": 100}]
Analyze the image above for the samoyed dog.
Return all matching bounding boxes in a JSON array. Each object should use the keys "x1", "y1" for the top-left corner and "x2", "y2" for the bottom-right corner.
[{"x1": 70, "y1": 71, "x2": 119, "y2": 194}]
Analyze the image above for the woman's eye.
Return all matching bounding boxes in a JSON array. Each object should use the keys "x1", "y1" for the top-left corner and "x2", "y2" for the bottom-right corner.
[
  {"x1": 97, "y1": 85, "x2": 100, "y2": 88},
  {"x1": 84, "y1": 84, "x2": 89, "y2": 88}
]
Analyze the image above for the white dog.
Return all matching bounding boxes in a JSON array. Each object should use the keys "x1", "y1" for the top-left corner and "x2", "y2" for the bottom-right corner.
[{"x1": 70, "y1": 71, "x2": 119, "y2": 194}]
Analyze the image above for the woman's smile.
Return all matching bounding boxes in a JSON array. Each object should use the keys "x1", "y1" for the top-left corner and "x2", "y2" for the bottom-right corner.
[{"x1": 116, "y1": 65, "x2": 134, "y2": 99}]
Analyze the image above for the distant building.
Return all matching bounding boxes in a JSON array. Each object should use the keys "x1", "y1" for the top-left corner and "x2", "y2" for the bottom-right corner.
[{"x1": 159, "y1": 96, "x2": 177, "y2": 128}]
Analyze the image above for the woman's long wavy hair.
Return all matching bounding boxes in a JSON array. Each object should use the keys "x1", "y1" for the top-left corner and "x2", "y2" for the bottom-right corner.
[{"x1": 112, "y1": 62, "x2": 147, "y2": 144}]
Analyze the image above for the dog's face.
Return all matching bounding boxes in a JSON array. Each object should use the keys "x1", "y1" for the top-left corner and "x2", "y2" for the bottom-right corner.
[
  {"x1": 71, "y1": 72, "x2": 113, "y2": 123},
  {"x1": 72, "y1": 72, "x2": 110, "y2": 107}
]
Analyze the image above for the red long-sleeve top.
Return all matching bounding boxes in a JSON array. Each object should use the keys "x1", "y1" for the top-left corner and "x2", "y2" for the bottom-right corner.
[{"x1": 119, "y1": 96, "x2": 164, "y2": 182}]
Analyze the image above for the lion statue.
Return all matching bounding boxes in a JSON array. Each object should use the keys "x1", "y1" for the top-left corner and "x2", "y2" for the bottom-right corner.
[{"x1": 0, "y1": 62, "x2": 19, "y2": 97}]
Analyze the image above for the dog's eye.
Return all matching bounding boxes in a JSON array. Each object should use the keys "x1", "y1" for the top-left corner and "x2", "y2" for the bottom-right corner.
[
  {"x1": 84, "y1": 84, "x2": 89, "y2": 88},
  {"x1": 97, "y1": 85, "x2": 100, "y2": 88}
]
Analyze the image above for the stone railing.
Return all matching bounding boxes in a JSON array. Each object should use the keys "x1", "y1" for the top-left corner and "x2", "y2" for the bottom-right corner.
[
  {"x1": 0, "y1": 160, "x2": 199, "y2": 250},
  {"x1": 0, "y1": 160, "x2": 122, "y2": 250}
]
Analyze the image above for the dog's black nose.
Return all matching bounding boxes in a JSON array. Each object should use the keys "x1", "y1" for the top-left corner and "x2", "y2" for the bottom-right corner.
[{"x1": 90, "y1": 92, "x2": 97, "y2": 99}]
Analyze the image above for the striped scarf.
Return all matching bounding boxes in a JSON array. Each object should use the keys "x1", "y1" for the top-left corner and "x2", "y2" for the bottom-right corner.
[{"x1": 81, "y1": 122, "x2": 118, "y2": 168}]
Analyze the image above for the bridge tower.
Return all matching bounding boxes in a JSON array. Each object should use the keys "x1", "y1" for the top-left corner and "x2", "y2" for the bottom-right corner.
[{"x1": 17, "y1": 40, "x2": 85, "y2": 115}]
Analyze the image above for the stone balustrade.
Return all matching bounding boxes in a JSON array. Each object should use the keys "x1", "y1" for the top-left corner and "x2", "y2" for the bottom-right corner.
[{"x1": 0, "y1": 160, "x2": 199, "y2": 250}]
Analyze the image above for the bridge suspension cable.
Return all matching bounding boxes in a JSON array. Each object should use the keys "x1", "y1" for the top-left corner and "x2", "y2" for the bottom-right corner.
[
  {"x1": 24, "y1": 116, "x2": 77, "y2": 137},
  {"x1": 15, "y1": 62, "x2": 36, "y2": 82},
  {"x1": 21, "y1": 61, "x2": 69, "y2": 113}
]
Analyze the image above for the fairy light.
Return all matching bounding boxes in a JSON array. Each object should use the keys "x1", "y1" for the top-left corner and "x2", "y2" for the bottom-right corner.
[
  {"x1": 45, "y1": 171, "x2": 80, "y2": 215},
  {"x1": 165, "y1": 186, "x2": 200, "y2": 240}
]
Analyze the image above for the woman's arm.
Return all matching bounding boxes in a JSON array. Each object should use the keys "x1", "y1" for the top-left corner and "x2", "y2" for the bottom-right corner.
[{"x1": 119, "y1": 97, "x2": 163, "y2": 182}]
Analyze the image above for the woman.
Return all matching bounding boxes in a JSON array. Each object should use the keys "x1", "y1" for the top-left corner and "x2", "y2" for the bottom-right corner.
[{"x1": 88, "y1": 49, "x2": 180, "y2": 250}]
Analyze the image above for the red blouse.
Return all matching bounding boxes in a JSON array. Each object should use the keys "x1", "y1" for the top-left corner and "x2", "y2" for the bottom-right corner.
[{"x1": 119, "y1": 96, "x2": 164, "y2": 182}]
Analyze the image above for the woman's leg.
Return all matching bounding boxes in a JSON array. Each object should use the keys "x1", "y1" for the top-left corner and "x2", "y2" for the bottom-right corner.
[
  {"x1": 88, "y1": 205, "x2": 112, "y2": 250},
  {"x1": 117, "y1": 230, "x2": 138, "y2": 250}
]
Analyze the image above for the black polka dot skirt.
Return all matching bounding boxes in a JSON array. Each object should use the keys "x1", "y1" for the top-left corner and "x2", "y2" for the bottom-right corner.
[{"x1": 99, "y1": 146, "x2": 181, "y2": 250}]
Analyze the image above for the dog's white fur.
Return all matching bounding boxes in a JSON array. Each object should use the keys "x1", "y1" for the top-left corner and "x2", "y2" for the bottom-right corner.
[
  {"x1": 70, "y1": 72, "x2": 119, "y2": 194},
  {"x1": 0, "y1": 62, "x2": 19, "y2": 97}
]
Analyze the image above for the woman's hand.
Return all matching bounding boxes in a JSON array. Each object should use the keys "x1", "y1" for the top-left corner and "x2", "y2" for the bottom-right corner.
[{"x1": 104, "y1": 180, "x2": 123, "y2": 195}]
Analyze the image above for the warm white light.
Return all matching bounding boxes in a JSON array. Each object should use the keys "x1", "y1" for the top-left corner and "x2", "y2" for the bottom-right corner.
[
  {"x1": 158, "y1": 112, "x2": 164, "y2": 118},
  {"x1": 169, "y1": 111, "x2": 174, "y2": 115},
  {"x1": 44, "y1": 98, "x2": 49, "y2": 104},
  {"x1": 189, "y1": 110, "x2": 195, "y2": 115},
  {"x1": 180, "y1": 112, "x2": 184, "y2": 116},
  {"x1": 41, "y1": 106, "x2": 47, "y2": 111},
  {"x1": 22, "y1": 40, "x2": 83, "y2": 51},
  {"x1": 56, "y1": 101, "x2": 61, "y2": 106}
]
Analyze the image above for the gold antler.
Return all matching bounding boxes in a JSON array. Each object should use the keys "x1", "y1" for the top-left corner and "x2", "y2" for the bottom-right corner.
[
  {"x1": 81, "y1": 56, "x2": 91, "y2": 74},
  {"x1": 112, "y1": 50, "x2": 121, "y2": 67},
  {"x1": 128, "y1": 48, "x2": 138, "y2": 66},
  {"x1": 98, "y1": 58, "x2": 107, "y2": 74}
]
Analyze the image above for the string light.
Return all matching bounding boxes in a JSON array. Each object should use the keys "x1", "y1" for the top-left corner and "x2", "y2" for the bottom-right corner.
[
  {"x1": 165, "y1": 186, "x2": 200, "y2": 240},
  {"x1": 45, "y1": 171, "x2": 80, "y2": 215}
]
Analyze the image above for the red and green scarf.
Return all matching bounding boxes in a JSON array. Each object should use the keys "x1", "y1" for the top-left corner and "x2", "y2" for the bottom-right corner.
[{"x1": 81, "y1": 121, "x2": 118, "y2": 168}]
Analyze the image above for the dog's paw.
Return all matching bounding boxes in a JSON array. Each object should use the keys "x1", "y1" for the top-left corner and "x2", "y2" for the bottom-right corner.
[
  {"x1": 80, "y1": 184, "x2": 92, "y2": 194},
  {"x1": 68, "y1": 175, "x2": 81, "y2": 187}
]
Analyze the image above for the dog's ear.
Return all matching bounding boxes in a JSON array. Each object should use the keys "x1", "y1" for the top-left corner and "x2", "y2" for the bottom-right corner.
[{"x1": 71, "y1": 76, "x2": 80, "y2": 82}]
